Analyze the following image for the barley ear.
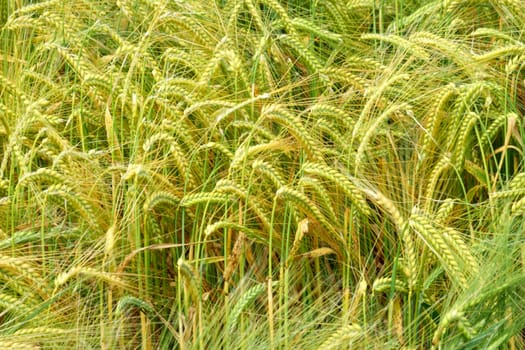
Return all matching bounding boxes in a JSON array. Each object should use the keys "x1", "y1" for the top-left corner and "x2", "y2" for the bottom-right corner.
[
  {"x1": 302, "y1": 162, "x2": 370, "y2": 216},
  {"x1": 227, "y1": 281, "x2": 279, "y2": 333},
  {"x1": 317, "y1": 324, "x2": 362, "y2": 350}
]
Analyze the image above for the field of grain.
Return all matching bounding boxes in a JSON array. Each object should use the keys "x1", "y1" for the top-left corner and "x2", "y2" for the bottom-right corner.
[{"x1": 0, "y1": 0, "x2": 524, "y2": 349}]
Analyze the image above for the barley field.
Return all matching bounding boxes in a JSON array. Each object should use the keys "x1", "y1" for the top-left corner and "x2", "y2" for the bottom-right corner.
[{"x1": 0, "y1": 0, "x2": 524, "y2": 349}]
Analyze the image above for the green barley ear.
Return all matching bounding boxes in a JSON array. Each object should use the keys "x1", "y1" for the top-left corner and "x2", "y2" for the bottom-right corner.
[
  {"x1": 424, "y1": 154, "x2": 452, "y2": 212},
  {"x1": 143, "y1": 132, "x2": 195, "y2": 187},
  {"x1": 319, "y1": 1, "x2": 347, "y2": 33},
  {"x1": 0, "y1": 178, "x2": 9, "y2": 191},
  {"x1": 317, "y1": 324, "x2": 362, "y2": 350},
  {"x1": 361, "y1": 33, "x2": 430, "y2": 61},
  {"x1": 262, "y1": 105, "x2": 323, "y2": 162},
  {"x1": 511, "y1": 196, "x2": 525, "y2": 216},
  {"x1": 352, "y1": 73, "x2": 409, "y2": 144},
  {"x1": 411, "y1": 32, "x2": 477, "y2": 78},
  {"x1": 199, "y1": 39, "x2": 230, "y2": 85},
  {"x1": 308, "y1": 103, "x2": 356, "y2": 132},
  {"x1": 479, "y1": 113, "x2": 517, "y2": 153},
  {"x1": 0, "y1": 341, "x2": 40, "y2": 350},
  {"x1": 211, "y1": 48, "x2": 250, "y2": 93},
  {"x1": 451, "y1": 112, "x2": 479, "y2": 169},
  {"x1": 199, "y1": 142, "x2": 234, "y2": 161},
  {"x1": 470, "y1": 28, "x2": 520, "y2": 44},
  {"x1": 355, "y1": 103, "x2": 409, "y2": 170},
  {"x1": 243, "y1": 0, "x2": 266, "y2": 33},
  {"x1": 491, "y1": 172, "x2": 525, "y2": 200},
  {"x1": 319, "y1": 67, "x2": 367, "y2": 91},
  {"x1": 252, "y1": 159, "x2": 285, "y2": 190},
  {"x1": 298, "y1": 176, "x2": 338, "y2": 224},
  {"x1": 115, "y1": 295, "x2": 155, "y2": 319},
  {"x1": 205, "y1": 221, "x2": 257, "y2": 239},
  {"x1": 409, "y1": 209, "x2": 478, "y2": 289},
  {"x1": 259, "y1": 0, "x2": 296, "y2": 36},
  {"x1": 431, "y1": 308, "x2": 477, "y2": 348},
  {"x1": 302, "y1": 162, "x2": 370, "y2": 216},
  {"x1": 177, "y1": 257, "x2": 201, "y2": 305},
  {"x1": 0, "y1": 292, "x2": 33, "y2": 317},
  {"x1": 420, "y1": 83, "x2": 457, "y2": 162},
  {"x1": 179, "y1": 192, "x2": 230, "y2": 208},
  {"x1": 13, "y1": 326, "x2": 69, "y2": 338},
  {"x1": 227, "y1": 280, "x2": 279, "y2": 333},
  {"x1": 400, "y1": 222, "x2": 418, "y2": 290},
  {"x1": 144, "y1": 191, "x2": 181, "y2": 213},
  {"x1": 508, "y1": 172, "x2": 525, "y2": 191},
  {"x1": 313, "y1": 119, "x2": 345, "y2": 155},
  {"x1": 372, "y1": 277, "x2": 409, "y2": 294},
  {"x1": 42, "y1": 42, "x2": 94, "y2": 82},
  {"x1": 361, "y1": 188, "x2": 418, "y2": 288},
  {"x1": 291, "y1": 17, "x2": 342, "y2": 44},
  {"x1": 17, "y1": 168, "x2": 69, "y2": 188},
  {"x1": 0, "y1": 102, "x2": 14, "y2": 136},
  {"x1": 231, "y1": 120, "x2": 275, "y2": 142},
  {"x1": 184, "y1": 99, "x2": 235, "y2": 124},
  {"x1": 436, "y1": 198, "x2": 455, "y2": 223},
  {"x1": 214, "y1": 179, "x2": 272, "y2": 230},
  {"x1": 55, "y1": 266, "x2": 127, "y2": 289},
  {"x1": 42, "y1": 184, "x2": 99, "y2": 230},
  {"x1": 230, "y1": 139, "x2": 294, "y2": 171},
  {"x1": 276, "y1": 186, "x2": 338, "y2": 245},
  {"x1": 212, "y1": 93, "x2": 270, "y2": 124},
  {"x1": 0, "y1": 73, "x2": 31, "y2": 107},
  {"x1": 277, "y1": 34, "x2": 323, "y2": 73},
  {"x1": 475, "y1": 45, "x2": 525, "y2": 64},
  {"x1": 0, "y1": 254, "x2": 51, "y2": 299}
]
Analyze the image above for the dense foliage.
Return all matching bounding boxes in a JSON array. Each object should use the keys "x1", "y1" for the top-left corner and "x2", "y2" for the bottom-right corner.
[{"x1": 0, "y1": 0, "x2": 524, "y2": 348}]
